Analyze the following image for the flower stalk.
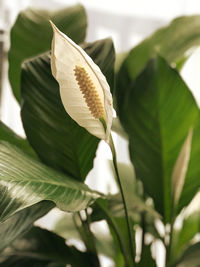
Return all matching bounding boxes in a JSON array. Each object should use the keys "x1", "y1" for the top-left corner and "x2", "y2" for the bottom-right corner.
[{"x1": 100, "y1": 117, "x2": 135, "y2": 265}]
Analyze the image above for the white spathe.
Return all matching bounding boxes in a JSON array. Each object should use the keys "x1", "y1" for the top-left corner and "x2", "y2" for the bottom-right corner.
[{"x1": 50, "y1": 21, "x2": 113, "y2": 142}]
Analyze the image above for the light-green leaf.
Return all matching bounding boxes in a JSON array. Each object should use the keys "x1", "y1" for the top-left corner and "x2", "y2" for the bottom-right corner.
[
  {"x1": 0, "y1": 141, "x2": 100, "y2": 223},
  {"x1": 116, "y1": 15, "x2": 200, "y2": 117},
  {"x1": 8, "y1": 4, "x2": 87, "y2": 102}
]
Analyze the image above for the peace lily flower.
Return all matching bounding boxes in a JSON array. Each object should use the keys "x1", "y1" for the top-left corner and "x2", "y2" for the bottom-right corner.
[{"x1": 50, "y1": 21, "x2": 113, "y2": 143}]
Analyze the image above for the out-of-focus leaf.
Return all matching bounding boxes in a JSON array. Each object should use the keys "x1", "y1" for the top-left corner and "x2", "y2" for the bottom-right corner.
[
  {"x1": 54, "y1": 212, "x2": 80, "y2": 241},
  {"x1": 116, "y1": 55, "x2": 199, "y2": 222},
  {"x1": 8, "y1": 4, "x2": 87, "y2": 102},
  {"x1": 178, "y1": 115, "x2": 200, "y2": 212},
  {"x1": 171, "y1": 129, "x2": 193, "y2": 206},
  {"x1": 109, "y1": 161, "x2": 161, "y2": 219},
  {"x1": 116, "y1": 15, "x2": 200, "y2": 115},
  {"x1": 174, "y1": 242, "x2": 200, "y2": 267},
  {"x1": 175, "y1": 55, "x2": 190, "y2": 71},
  {"x1": 91, "y1": 198, "x2": 134, "y2": 267},
  {"x1": 0, "y1": 227, "x2": 95, "y2": 267},
  {"x1": 0, "y1": 201, "x2": 54, "y2": 252},
  {"x1": 111, "y1": 118, "x2": 128, "y2": 139},
  {"x1": 171, "y1": 212, "x2": 200, "y2": 263},
  {"x1": 137, "y1": 245, "x2": 156, "y2": 267},
  {"x1": 0, "y1": 141, "x2": 100, "y2": 223},
  {"x1": 21, "y1": 37, "x2": 115, "y2": 181},
  {"x1": 54, "y1": 212, "x2": 116, "y2": 261},
  {"x1": 0, "y1": 122, "x2": 36, "y2": 158}
]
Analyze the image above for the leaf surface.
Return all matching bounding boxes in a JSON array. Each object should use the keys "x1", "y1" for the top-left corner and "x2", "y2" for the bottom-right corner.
[
  {"x1": 116, "y1": 55, "x2": 199, "y2": 221},
  {"x1": 0, "y1": 141, "x2": 100, "y2": 222},
  {"x1": 21, "y1": 38, "x2": 115, "y2": 181},
  {"x1": 8, "y1": 4, "x2": 87, "y2": 102}
]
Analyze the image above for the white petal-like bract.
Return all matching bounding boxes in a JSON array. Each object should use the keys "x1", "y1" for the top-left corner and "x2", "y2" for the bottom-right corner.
[{"x1": 50, "y1": 21, "x2": 113, "y2": 142}]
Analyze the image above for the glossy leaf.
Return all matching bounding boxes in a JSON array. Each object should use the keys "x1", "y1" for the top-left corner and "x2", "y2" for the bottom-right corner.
[
  {"x1": 117, "y1": 55, "x2": 199, "y2": 221},
  {"x1": 21, "y1": 37, "x2": 115, "y2": 181},
  {"x1": 116, "y1": 15, "x2": 200, "y2": 117},
  {"x1": 0, "y1": 201, "x2": 54, "y2": 252},
  {"x1": 0, "y1": 227, "x2": 95, "y2": 267},
  {"x1": 0, "y1": 141, "x2": 100, "y2": 223},
  {"x1": 8, "y1": 4, "x2": 87, "y2": 102}
]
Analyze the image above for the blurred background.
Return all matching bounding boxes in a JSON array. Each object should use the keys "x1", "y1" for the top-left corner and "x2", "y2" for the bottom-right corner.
[{"x1": 1, "y1": 1, "x2": 200, "y2": 266}]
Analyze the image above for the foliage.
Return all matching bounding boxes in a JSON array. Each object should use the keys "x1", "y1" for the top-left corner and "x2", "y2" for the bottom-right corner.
[{"x1": 1, "y1": 3, "x2": 200, "y2": 267}]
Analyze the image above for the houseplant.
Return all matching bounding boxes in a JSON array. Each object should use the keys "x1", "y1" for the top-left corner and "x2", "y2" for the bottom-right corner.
[{"x1": 0, "y1": 4, "x2": 200, "y2": 266}]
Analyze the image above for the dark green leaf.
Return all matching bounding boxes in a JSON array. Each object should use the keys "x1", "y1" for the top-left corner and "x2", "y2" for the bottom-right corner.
[
  {"x1": 0, "y1": 141, "x2": 100, "y2": 222},
  {"x1": 8, "y1": 4, "x2": 87, "y2": 102},
  {"x1": 116, "y1": 15, "x2": 200, "y2": 116},
  {"x1": 82, "y1": 38, "x2": 115, "y2": 93},
  {"x1": 21, "y1": 38, "x2": 115, "y2": 181},
  {"x1": 0, "y1": 227, "x2": 95, "y2": 267},
  {"x1": 137, "y1": 245, "x2": 156, "y2": 267},
  {"x1": 117, "y1": 55, "x2": 199, "y2": 221},
  {"x1": 0, "y1": 201, "x2": 54, "y2": 252},
  {"x1": 0, "y1": 121, "x2": 36, "y2": 158}
]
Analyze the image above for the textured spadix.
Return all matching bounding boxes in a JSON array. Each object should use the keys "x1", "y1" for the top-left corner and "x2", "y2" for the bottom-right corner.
[{"x1": 50, "y1": 21, "x2": 113, "y2": 142}]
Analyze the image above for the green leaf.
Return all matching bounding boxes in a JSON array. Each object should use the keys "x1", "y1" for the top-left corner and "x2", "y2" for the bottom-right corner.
[
  {"x1": 137, "y1": 245, "x2": 156, "y2": 267},
  {"x1": 174, "y1": 242, "x2": 200, "y2": 267},
  {"x1": 0, "y1": 121, "x2": 37, "y2": 158},
  {"x1": 0, "y1": 141, "x2": 100, "y2": 222},
  {"x1": 108, "y1": 161, "x2": 161, "y2": 220},
  {"x1": 8, "y1": 4, "x2": 87, "y2": 102},
  {"x1": 81, "y1": 38, "x2": 115, "y2": 93},
  {"x1": 172, "y1": 212, "x2": 200, "y2": 263},
  {"x1": 0, "y1": 201, "x2": 54, "y2": 252},
  {"x1": 0, "y1": 227, "x2": 95, "y2": 267},
  {"x1": 21, "y1": 38, "x2": 115, "y2": 182},
  {"x1": 117, "y1": 55, "x2": 199, "y2": 221},
  {"x1": 116, "y1": 15, "x2": 200, "y2": 116}
]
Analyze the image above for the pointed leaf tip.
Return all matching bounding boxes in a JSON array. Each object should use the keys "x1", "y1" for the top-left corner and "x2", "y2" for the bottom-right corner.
[{"x1": 50, "y1": 21, "x2": 113, "y2": 142}]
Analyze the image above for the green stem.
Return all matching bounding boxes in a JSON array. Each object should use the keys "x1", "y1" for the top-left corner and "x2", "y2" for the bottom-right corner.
[
  {"x1": 74, "y1": 212, "x2": 100, "y2": 267},
  {"x1": 109, "y1": 134, "x2": 135, "y2": 264}
]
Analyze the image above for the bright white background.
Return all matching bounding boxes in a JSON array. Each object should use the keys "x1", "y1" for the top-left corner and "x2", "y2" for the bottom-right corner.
[{"x1": 1, "y1": 1, "x2": 200, "y2": 266}]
